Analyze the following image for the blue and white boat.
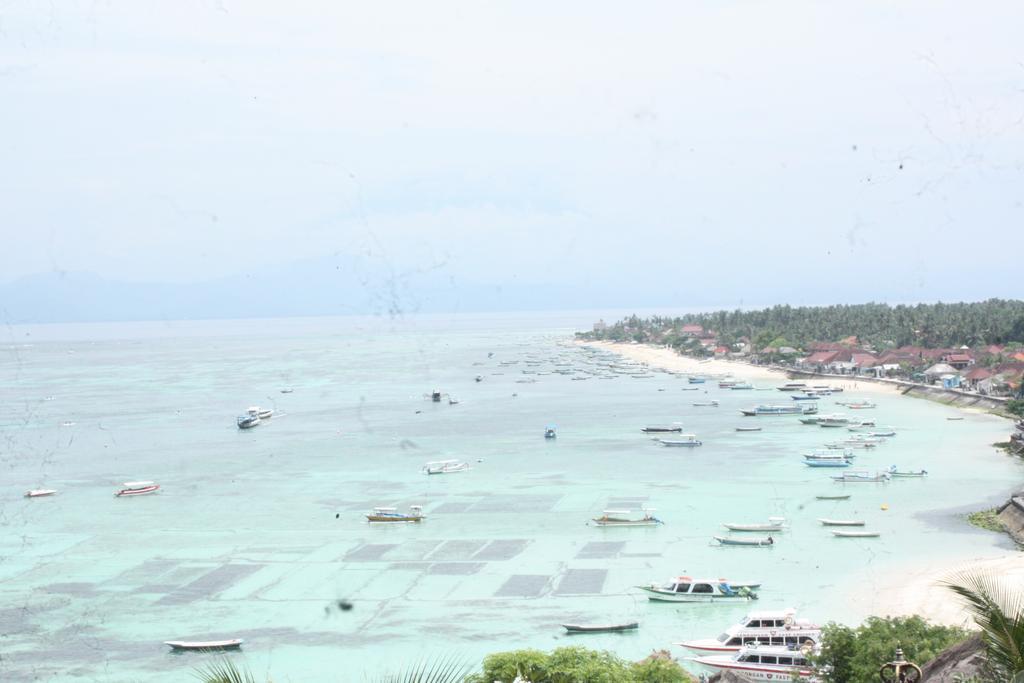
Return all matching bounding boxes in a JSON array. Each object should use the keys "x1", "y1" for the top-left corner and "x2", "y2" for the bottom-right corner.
[
  {"x1": 688, "y1": 376, "x2": 707, "y2": 384},
  {"x1": 804, "y1": 459, "x2": 851, "y2": 468}
]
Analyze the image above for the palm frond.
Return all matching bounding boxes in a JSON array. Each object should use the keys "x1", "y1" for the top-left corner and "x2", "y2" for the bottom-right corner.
[
  {"x1": 369, "y1": 653, "x2": 474, "y2": 683},
  {"x1": 192, "y1": 658, "x2": 259, "y2": 683},
  {"x1": 941, "y1": 569, "x2": 1024, "y2": 678}
]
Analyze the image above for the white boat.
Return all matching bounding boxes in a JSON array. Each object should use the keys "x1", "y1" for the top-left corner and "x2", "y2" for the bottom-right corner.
[
  {"x1": 736, "y1": 427, "x2": 762, "y2": 432},
  {"x1": 691, "y1": 644, "x2": 815, "y2": 680},
  {"x1": 833, "y1": 530, "x2": 880, "y2": 538},
  {"x1": 116, "y1": 481, "x2": 160, "y2": 496},
  {"x1": 804, "y1": 449, "x2": 855, "y2": 460},
  {"x1": 845, "y1": 400, "x2": 877, "y2": 409},
  {"x1": 817, "y1": 518, "x2": 865, "y2": 526},
  {"x1": 247, "y1": 406, "x2": 273, "y2": 420},
  {"x1": 714, "y1": 535, "x2": 776, "y2": 547},
  {"x1": 723, "y1": 517, "x2": 786, "y2": 532},
  {"x1": 831, "y1": 471, "x2": 891, "y2": 483},
  {"x1": 817, "y1": 414, "x2": 850, "y2": 427},
  {"x1": 421, "y1": 459, "x2": 470, "y2": 475},
  {"x1": 740, "y1": 404, "x2": 807, "y2": 417},
  {"x1": 592, "y1": 508, "x2": 662, "y2": 527},
  {"x1": 25, "y1": 489, "x2": 57, "y2": 498},
  {"x1": 692, "y1": 401, "x2": 719, "y2": 407},
  {"x1": 164, "y1": 639, "x2": 243, "y2": 651},
  {"x1": 659, "y1": 434, "x2": 702, "y2": 447},
  {"x1": 869, "y1": 430, "x2": 896, "y2": 437},
  {"x1": 366, "y1": 505, "x2": 425, "y2": 522},
  {"x1": 636, "y1": 576, "x2": 759, "y2": 602},
  {"x1": 676, "y1": 608, "x2": 820, "y2": 653},
  {"x1": 776, "y1": 383, "x2": 809, "y2": 392},
  {"x1": 642, "y1": 425, "x2": 683, "y2": 433}
]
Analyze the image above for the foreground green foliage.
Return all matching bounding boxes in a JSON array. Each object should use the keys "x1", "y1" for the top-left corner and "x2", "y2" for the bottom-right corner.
[
  {"x1": 967, "y1": 508, "x2": 1007, "y2": 533},
  {"x1": 193, "y1": 659, "x2": 260, "y2": 683},
  {"x1": 581, "y1": 299, "x2": 1024, "y2": 349},
  {"x1": 943, "y1": 571, "x2": 1024, "y2": 681},
  {"x1": 1007, "y1": 399, "x2": 1024, "y2": 417},
  {"x1": 811, "y1": 616, "x2": 968, "y2": 682},
  {"x1": 468, "y1": 647, "x2": 693, "y2": 683}
]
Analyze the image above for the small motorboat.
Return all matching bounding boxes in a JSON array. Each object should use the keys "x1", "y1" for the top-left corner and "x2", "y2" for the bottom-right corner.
[
  {"x1": 544, "y1": 425, "x2": 557, "y2": 439},
  {"x1": 641, "y1": 426, "x2": 683, "y2": 433},
  {"x1": 887, "y1": 466, "x2": 928, "y2": 478},
  {"x1": 799, "y1": 416, "x2": 821, "y2": 425},
  {"x1": 366, "y1": 505, "x2": 425, "y2": 522},
  {"x1": 714, "y1": 535, "x2": 775, "y2": 547},
  {"x1": 815, "y1": 494, "x2": 851, "y2": 500},
  {"x1": 280, "y1": 388, "x2": 294, "y2": 394},
  {"x1": 947, "y1": 416, "x2": 964, "y2": 421},
  {"x1": 804, "y1": 459, "x2": 852, "y2": 468},
  {"x1": 236, "y1": 414, "x2": 260, "y2": 429},
  {"x1": 658, "y1": 434, "x2": 702, "y2": 447},
  {"x1": 25, "y1": 489, "x2": 57, "y2": 498},
  {"x1": 474, "y1": 375, "x2": 483, "y2": 382},
  {"x1": 164, "y1": 639, "x2": 243, "y2": 651},
  {"x1": 692, "y1": 401, "x2": 719, "y2": 407},
  {"x1": 636, "y1": 576, "x2": 760, "y2": 602},
  {"x1": 735, "y1": 427, "x2": 762, "y2": 432},
  {"x1": 723, "y1": 517, "x2": 786, "y2": 532},
  {"x1": 247, "y1": 406, "x2": 273, "y2": 421},
  {"x1": 421, "y1": 460, "x2": 469, "y2": 475},
  {"x1": 831, "y1": 471, "x2": 891, "y2": 483},
  {"x1": 832, "y1": 530, "x2": 880, "y2": 538},
  {"x1": 869, "y1": 430, "x2": 897, "y2": 438},
  {"x1": 562, "y1": 622, "x2": 639, "y2": 634},
  {"x1": 592, "y1": 509, "x2": 662, "y2": 527},
  {"x1": 818, "y1": 518, "x2": 865, "y2": 526},
  {"x1": 448, "y1": 397, "x2": 460, "y2": 405},
  {"x1": 116, "y1": 481, "x2": 160, "y2": 497}
]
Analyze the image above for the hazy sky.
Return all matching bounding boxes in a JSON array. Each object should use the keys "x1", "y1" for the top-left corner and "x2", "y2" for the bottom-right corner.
[{"x1": 1, "y1": 1, "x2": 1022, "y2": 308}]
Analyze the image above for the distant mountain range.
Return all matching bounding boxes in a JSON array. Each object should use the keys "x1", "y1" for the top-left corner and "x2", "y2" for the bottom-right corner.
[{"x1": 0, "y1": 257, "x2": 685, "y2": 324}]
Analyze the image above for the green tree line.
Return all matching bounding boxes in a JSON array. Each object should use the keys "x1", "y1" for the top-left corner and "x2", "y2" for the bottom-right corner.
[{"x1": 580, "y1": 299, "x2": 1024, "y2": 350}]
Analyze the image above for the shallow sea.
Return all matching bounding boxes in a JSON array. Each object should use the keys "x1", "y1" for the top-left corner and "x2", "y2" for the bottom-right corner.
[{"x1": 0, "y1": 313, "x2": 1018, "y2": 681}]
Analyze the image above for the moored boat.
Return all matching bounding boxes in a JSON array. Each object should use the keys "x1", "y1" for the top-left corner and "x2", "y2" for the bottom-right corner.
[
  {"x1": 818, "y1": 414, "x2": 850, "y2": 427},
  {"x1": 740, "y1": 404, "x2": 806, "y2": 417},
  {"x1": 832, "y1": 530, "x2": 880, "y2": 538},
  {"x1": 676, "y1": 608, "x2": 820, "y2": 653},
  {"x1": 831, "y1": 471, "x2": 891, "y2": 483},
  {"x1": 562, "y1": 622, "x2": 638, "y2": 633},
  {"x1": 592, "y1": 508, "x2": 662, "y2": 527},
  {"x1": 887, "y1": 466, "x2": 927, "y2": 477},
  {"x1": 688, "y1": 376, "x2": 707, "y2": 384},
  {"x1": 366, "y1": 505, "x2": 425, "y2": 522},
  {"x1": 116, "y1": 481, "x2": 160, "y2": 496},
  {"x1": 815, "y1": 494, "x2": 851, "y2": 500},
  {"x1": 723, "y1": 517, "x2": 786, "y2": 532},
  {"x1": 817, "y1": 518, "x2": 865, "y2": 526},
  {"x1": 421, "y1": 459, "x2": 470, "y2": 475},
  {"x1": 544, "y1": 425, "x2": 557, "y2": 439},
  {"x1": 736, "y1": 427, "x2": 762, "y2": 432},
  {"x1": 659, "y1": 434, "x2": 702, "y2": 447},
  {"x1": 805, "y1": 459, "x2": 852, "y2": 468},
  {"x1": 714, "y1": 535, "x2": 775, "y2": 547},
  {"x1": 637, "y1": 576, "x2": 759, "y2": 602},
  {"x1": 164, "y1": 639, "x2": 243, "y2": 651},
  {"x1": 776, "y1": 382, "x2": 809, "y2": 392},
  {"x1": 690, "y1": 644, "x2": 815, "y2": 680},
  {"x1": 730, "y1": 383, "x2": 754, "y2": 390},
  {"x1": 642, "y1": 425, "x2": 683, "y2": 433},
  {"x1": 25, "y1": 489, "x2": 57, "y2": 498},
  {"x1": 692, "y1": 401, "x2": 719, "y2": 407}
]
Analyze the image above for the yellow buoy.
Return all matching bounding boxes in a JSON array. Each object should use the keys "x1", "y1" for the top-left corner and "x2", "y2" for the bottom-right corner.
[{"x1": 881, "y1": 503, "x2": 889, "y2": 511}]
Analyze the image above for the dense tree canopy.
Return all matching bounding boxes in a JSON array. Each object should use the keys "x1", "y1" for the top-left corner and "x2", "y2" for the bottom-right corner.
[{"x1": 581, "y1": 300, "x2": 1024, "y2": 350}]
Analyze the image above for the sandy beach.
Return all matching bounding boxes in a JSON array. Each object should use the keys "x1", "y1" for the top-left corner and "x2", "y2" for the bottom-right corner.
[
  {"x1": 583, "y1": 339, "x2": 1023, "y2": 628},
  {"x1": 581, "y1": 341, "x2": 904, "y2": 397}
]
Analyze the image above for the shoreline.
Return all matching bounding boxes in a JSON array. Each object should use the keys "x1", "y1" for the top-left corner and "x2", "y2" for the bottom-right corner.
[{"x1": 582, "y1": 339, "x2": 1023, "y2": 627}]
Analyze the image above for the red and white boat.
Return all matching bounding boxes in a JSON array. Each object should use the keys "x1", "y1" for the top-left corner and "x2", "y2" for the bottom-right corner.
[
  {"x1": 116, "y1": 481, "x2": 160, "y2": 497},
  {"x1": 690, "y1": 644, "x2": 817, "y2": 680},
  {"x1": 25, "y1": 489, "x2": 58, "y2": 498},
  {"x1": 164, "y1": 638, "x2": 243, "y2": 651},
  {"x1": 676, "y1": 608, "x2": 820, "y2": 653}
]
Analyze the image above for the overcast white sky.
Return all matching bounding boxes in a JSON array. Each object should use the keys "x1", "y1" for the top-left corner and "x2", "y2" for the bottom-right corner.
[{"x1": 1, "y1": 1, "x2": 1022, "y2": 307}]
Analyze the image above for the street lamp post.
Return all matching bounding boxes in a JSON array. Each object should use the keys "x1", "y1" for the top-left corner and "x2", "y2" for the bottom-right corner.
[{"x1": 879, "y1": 646, "x2": 922, "y2": 682}]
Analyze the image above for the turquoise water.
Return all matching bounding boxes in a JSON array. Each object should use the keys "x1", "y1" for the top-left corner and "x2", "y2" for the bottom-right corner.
[{"x1": 0, "y1": 314, "x2": 1018, "y2": 681}]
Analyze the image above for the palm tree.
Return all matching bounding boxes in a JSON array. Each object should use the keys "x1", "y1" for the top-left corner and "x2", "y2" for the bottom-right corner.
[{"x1": 942, "y1": 570, "x2": 1024, "y2": 682}]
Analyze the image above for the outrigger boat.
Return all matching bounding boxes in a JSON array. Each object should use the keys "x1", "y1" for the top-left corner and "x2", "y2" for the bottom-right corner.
[
  {"x1": 815, "y1": 494, "x2": 851, "y2": 500},
  {"x1": 833, "y1": 530, "x2": 880, "y2": 538},
  {"x1": 366, "y1": 505, "x2": 424, "y2": 522},
  {"x1": 676, "y1": 608, "x2": 820, "y2": 653},
  {"x1": 164, "y1": 639, "x2": 243, "y2": 651},
  {"x1": 592, "y1": 508, "x2": 663, "y2": 527},
  {"x1": 818, "y1": 518, "x2": 865, "y2": 526},
  {"x1": 714, "y1": 535, "x2": 775, "y2": 547},
  {"x1": 723, "y1": 517, "x2": 786, "y2": 532},
  {"x1": 659, "y1": 434, "x2": 702, "y2": 447},
  {"x1": 740, "y1": 404, "x2": 810, "y2": 417},
  {"x1": 637, "y1": 576, "x2": 760, "y2": 602},
  {"x1": 562, "y1": 622, "x2": 638, "y2": 633},
  {"x1": 887, "y1": 466, "x2": 928, "y2": 478},
  {"x1": 421, "y1": 460, "x2": 469, "y2": 475},
  {"x1": 831, "y1": 471, "x2": 891, "y2": 483},
  {"x1": 736, "y1": 427, "x2": 762, "y2": 432},
  {"x1": 690, "y1": 644, "x2": 815, "y2": 680},
  {"x1": 25, "y1": 489, "x2": 57, "y2": 498},
  {"x1": 116, "y1": 481, "x2": 160, "y2": 496},
  {"x1": 818, "y1": 414, "x2": 850, "y2": 427},
  {"x1": 805, "y1": 459, "x2": 852, "y2": 468},
  {"x1": 642, "y1": 425, "x2": 683, "y2": 433}
]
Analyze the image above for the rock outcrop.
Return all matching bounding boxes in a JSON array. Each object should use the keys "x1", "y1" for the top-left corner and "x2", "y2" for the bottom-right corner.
[{"x1": 921, "y1": 635, "x2": 986, "y2": 681}]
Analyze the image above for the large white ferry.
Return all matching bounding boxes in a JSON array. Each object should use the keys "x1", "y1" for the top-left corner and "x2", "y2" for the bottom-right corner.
[
  {"x1": 690, "y1": 644, "x2": 817, "y2": 680},
  {"x1": 676, "y1": 608, "x2": 820, "y2": 653}
]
